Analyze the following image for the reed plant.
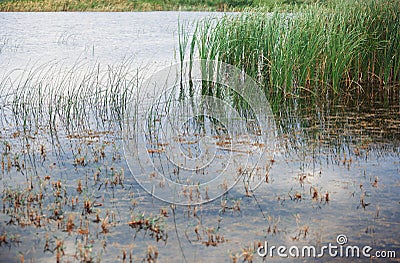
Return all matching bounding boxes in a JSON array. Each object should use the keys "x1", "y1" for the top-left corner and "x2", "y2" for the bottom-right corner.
[
  {"x1": 0, "y1": 59, "x2": 140, "y2": 135},
  {"x1": 185, "y1": 0, "x2": 400, "y2": 103}
]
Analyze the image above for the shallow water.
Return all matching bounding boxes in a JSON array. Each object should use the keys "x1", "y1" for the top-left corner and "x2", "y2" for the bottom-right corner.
[{"x1": 0, "y1": 12, "x2": 399, "y2": 263}]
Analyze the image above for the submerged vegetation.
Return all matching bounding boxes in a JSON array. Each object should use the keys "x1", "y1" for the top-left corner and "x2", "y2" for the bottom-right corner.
[{"x1": 180, "y1": 0, "x2": 400, "y2": 103}]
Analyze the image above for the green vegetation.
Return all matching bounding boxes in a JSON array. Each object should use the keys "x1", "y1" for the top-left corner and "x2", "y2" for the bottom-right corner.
[
  {"x1": 1, "y1": 0, "x2": 317, "y2": 12},
  {"x1": 180, "y1": 0, "x2": 400, "y2": 104},
  {"x1": 0, "y1": 60, "x2": 140, "y2": 134},
  {"x1": 2, "y1": 0, "x2": 399, "y2": 136}
]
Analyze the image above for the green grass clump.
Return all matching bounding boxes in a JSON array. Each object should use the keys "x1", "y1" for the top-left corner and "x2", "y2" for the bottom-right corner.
[{"x1": 184, "y1": 0, "x2": 400, "y2": 102}]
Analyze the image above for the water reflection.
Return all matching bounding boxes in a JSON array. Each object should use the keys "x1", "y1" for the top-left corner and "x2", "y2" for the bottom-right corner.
[{"x1": 0, "y1": 77, "x2": 398, "y2": 262}]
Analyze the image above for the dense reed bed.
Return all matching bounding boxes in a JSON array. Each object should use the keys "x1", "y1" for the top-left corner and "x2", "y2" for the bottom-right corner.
[{"x1": 183, "y1": 0, "x2": 400, "y2": 103}]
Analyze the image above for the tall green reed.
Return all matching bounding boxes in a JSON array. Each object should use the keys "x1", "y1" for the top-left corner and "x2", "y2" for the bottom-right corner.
[{"x1": 185, "y1": 0, "x2": 400, "y2": 103}]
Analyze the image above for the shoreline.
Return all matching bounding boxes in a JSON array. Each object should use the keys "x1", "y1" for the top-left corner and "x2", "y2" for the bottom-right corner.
[{"x1": 0, "y1": 0, "x2": 297, "y2": 12}]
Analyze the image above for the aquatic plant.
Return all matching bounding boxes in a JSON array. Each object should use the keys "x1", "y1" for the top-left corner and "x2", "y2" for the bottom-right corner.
[
  {"x1": 186, "y1": 0, "x2": 400, "y2": 102},
  {"x1": 0, "y1": 59, "x2": 141, "y2": 135}
]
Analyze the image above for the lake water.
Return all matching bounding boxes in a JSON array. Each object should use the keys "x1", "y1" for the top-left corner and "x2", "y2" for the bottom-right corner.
[
  {"x1": 0, "y1": 12, "x2": 220, "y2": 71},
  {"x1": 0, "y1": 12, "x2": 399, "y2": 263}
]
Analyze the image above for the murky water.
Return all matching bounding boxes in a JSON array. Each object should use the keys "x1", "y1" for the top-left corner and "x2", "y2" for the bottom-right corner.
[{"x1": 0, "y1": 12, "x2": 399, "y2": 263}]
